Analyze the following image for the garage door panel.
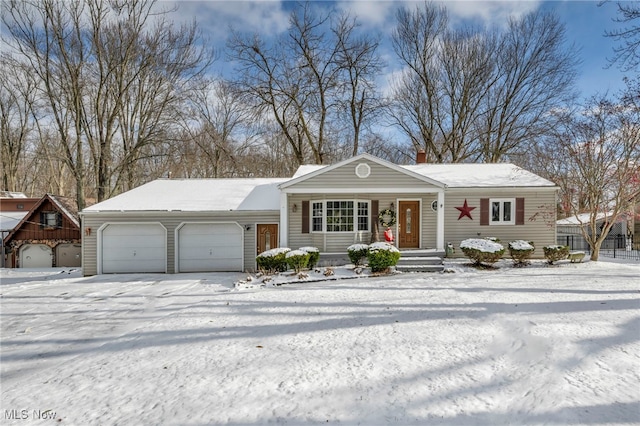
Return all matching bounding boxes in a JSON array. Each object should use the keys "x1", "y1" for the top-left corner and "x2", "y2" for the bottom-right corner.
[
  {"x1": 101, "y1": 224, "x2": 166, "y2": 274},
  {"x1": 178, "y1": 223, "x2": 243, "y2": 272},
  {"x1": 20, "y1": 244, "x2": 53, "y2": 268}
]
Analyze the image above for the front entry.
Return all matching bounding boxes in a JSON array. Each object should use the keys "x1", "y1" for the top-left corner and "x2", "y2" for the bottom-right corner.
[
  {"x1": 257, "y1": 224, "x2": 278, "y2": 255},
  {"x1": 398, "y1": 201, "x2": 420, "y2": 248}
]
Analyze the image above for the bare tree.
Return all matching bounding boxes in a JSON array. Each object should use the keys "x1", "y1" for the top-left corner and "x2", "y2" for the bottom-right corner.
[
  {"x1": 604, "y1": 1, "x2": 640, "y2": 71},
  {"x1": 390, "y1": 4, "x2": 577, "y2": 163},
  {"x1": 477, "y1": 12, "x2": 578, "y2": 163},
  {"x1": 3, "y1": 0, "x2": 213, "y2": 208},
  {"x1": 228, "y1": 2, "x2": 382, "y2": 166},
  {"x1": 545, "y1": 95, "x2": 640, "y2": 260},
  {"x1": 0, "y1": 57, "x2": 38, "y2": 192}
]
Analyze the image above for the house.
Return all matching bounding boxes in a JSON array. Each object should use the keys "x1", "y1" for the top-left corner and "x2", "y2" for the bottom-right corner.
[
  {"x1": 80, "y1": 153, "x2": 558, "y2": 275},
  {"x1": 0, "y1": 193, "x2": 40, "y2": 267},
  {"x1": 3, "y1": 194, "x2": 82, "y2": 268},
  {"x1": 557, "y1": 208, "x2": 636, "y2": 251}
]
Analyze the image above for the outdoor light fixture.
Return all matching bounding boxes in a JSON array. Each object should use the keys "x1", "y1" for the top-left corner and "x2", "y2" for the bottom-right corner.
[{"x1": 292, "y1": 204, "x2": 298, "y2": 212}]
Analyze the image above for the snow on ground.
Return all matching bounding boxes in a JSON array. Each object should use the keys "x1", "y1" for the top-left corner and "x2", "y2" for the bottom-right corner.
[{"x1": 1, "y1": 259, "x2": 638, "y2": 425}]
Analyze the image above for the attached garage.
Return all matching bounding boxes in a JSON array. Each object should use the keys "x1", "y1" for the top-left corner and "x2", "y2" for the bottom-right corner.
[
  {"x1": 177, "y1": 222, "x2": 243, "y2": 272},
  {"x1": 20, "y1": 244, "x2": 53, "y2": 268},
  {"x1": 100, "y1": 223, "x2": 166, "y2": 274}
]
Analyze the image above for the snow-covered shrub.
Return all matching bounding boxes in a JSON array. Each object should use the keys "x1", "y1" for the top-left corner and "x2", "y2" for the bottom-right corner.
[
  {"x1": 286, "y1": 249, "x2": 311, "y2": 273},
  {"x1": 256, "y1": 247, "x2": 290, "y2": 273},
  {"x1": 460, "y1": 238, "x2": 505, "y2": 266},
  {"x1": 299, "y1": 246, "x2": 320, "y2": 268},
  {"x1": 347, "y1": 243, "x2": 369, "y2": 266},
  {"x1": 367, "y1": 242, "x2": 401, "y2": 273},
  {"x1": 543, "y1": 245, "x2": 569, "y2": 264},
  {"x1": 508, "y1": 240, "x2": 535, "y2": 266}
]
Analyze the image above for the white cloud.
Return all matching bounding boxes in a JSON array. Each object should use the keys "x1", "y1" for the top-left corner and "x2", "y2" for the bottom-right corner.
[
  {"x1": 438, "y1": 1, "x2": 543, "y2": 28},
  {"x1": 161, "y1": 1, "x2": 290, "y2": 40},
  {"x1": 335, "y1": 0, "x2": 397, "y2": 27}
]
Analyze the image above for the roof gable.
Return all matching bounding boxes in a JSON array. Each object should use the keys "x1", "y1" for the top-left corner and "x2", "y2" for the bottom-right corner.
[
  {"x1": 281, "y1": 153, "x2": 445, "y2": 190},
  {"x1": 3, "y1": 194, "x2": 80, "y2": 244}
]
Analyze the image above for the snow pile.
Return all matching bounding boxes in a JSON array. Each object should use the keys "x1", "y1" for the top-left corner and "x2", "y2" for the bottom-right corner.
[
  {"x1": 285, "y1": 249, "x2": 307, "y2": 258},
  {"x1": 347, "y1": 243, "x2": 369, "y2": 252},
  {"x1": 460, "y1": 238, "x2": 505, "y2": 253},
  {"x1": 257, "y1": 247, "x2": 291, "y2": 258},
  {"x1": 508, "y1": 240, "x2": 534, "y2": 251},
  {"x1": 368, "y1": 242, "x2": 400, "y2": 253}
]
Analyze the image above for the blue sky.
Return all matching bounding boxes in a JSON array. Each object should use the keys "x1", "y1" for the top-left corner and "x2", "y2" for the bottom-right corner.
[{"x1": 168, "y1": 0, "x2": 627, "y2": 100}]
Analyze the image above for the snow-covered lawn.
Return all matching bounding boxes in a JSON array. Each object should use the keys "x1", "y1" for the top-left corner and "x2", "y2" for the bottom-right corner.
[{"x1": 1, "y1": 259, "x2": 638, "y2": 425}]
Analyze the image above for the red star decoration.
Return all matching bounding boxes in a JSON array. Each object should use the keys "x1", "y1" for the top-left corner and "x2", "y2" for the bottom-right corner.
[{"x1": 455, "y1": 199, "x2": 476, "y2": 220}]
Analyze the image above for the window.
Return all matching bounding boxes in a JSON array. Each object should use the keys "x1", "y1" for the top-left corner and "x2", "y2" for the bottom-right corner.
[
  {"x1": 41, "y1": 211, "x2": 61, "y2": 229},
  {"x1": 357, "y1": 202, "x2": 369, "y2": 231},
  {"x1": 311, "y1": 200, "x2": 369, "y2": 232},
  {"x1": 490, "y1": 199, "x2": 515, "y2": 225},
  {"x1": 312, "y1": 202, "x2": 323, "y2": 232},
  {"x1": 327, "y1": 201, "x2": 353, "y2": 232}
]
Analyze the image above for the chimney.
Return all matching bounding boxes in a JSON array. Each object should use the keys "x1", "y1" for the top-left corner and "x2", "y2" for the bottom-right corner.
[{"x1": 416, "y1": 149, "x2": 426, "y2": 164}]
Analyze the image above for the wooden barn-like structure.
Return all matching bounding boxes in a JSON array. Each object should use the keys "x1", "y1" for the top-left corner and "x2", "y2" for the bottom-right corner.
[{"x1": 2, "y1": 194, "x2": 81, "y2": 268}]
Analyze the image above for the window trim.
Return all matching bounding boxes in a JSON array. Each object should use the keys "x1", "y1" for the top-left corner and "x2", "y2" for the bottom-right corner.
[
  {"x1": 310, "y1": 200, "x2": 370, "y2": 233},
  {"x1": 489, "y1": 198, "x2": 516, "y2": 225}
]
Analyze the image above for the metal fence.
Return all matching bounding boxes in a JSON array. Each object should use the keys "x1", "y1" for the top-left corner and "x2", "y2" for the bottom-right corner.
[{"x1": 557, "y1": 234, "x2": 640, "y2": 261}]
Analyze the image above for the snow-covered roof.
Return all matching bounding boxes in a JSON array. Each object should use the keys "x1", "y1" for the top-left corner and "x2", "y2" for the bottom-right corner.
[
  {"x1": 292, "y1": 162, "x2": 555, "y2": 188},
  {"x1": 0, "y1": 212, "x2": 28, "y2": 236},
  {"x1": 402, "y1": 163, "x2": 556, "y2": 187},
  {"x1": 557, "y1": 212, "x2": 612, "y2": 225},
  {"x1": 83, "y1": 178, "x2": 289, "y2": 212}
]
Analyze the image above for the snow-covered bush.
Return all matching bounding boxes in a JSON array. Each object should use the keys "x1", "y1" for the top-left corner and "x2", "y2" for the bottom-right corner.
[
  {"x1": 543, "y1": 245, "x2": 569, "y2": 264},
  {"x1": 367, "y1": 242, "x2": 401, "y2": 273},
  {"x1": 508, "y1": 240, "x2": 535, "y2": 266},
  {"x1": 256, "y1": 247, "x2": 290, "y2": 273},
  {"x1": 299, "y1": 246, "x2": 320, "y2": 268},
  {"x1": 347, "y1": 243, "x2": 369, "y2": 266},
  {"x1": 460, "y1": 238, "x2": 505, "y2": 266},
  {"x1": 286, "y1": 249, "x2": 311, "y2": 273}
]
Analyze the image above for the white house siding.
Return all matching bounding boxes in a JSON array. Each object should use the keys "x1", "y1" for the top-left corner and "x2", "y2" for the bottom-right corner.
[
  {"x1": 443, "y1": 189, "x2": 557, "y2": 259},
  {"x1": 81, "y1": 211, "x2": 279, "y2": 275},
  {"x1": 287, "y1": 193, "x2": 439, "y2": 252}
]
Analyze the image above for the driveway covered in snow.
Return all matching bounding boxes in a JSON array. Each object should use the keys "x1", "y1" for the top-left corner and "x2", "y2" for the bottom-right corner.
[{"x1": 1, "y1": 261, "x2": 639, "y2": 425}]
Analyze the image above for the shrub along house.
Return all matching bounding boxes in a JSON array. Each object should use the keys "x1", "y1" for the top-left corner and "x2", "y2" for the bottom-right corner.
[
  {"x1": 80, "y1": 153, "x2": 558, "y2": 275},
  {"x1": 3, "y1": 194, "x2": 82, "y2": 268}
]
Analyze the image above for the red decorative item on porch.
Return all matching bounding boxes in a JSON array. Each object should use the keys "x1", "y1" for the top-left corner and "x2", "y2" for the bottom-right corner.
[
  {"x1": 455, "y1": 199, "x2": 476, "y2": 220},
  {"x1": 384, "y1": 227, "x2": 394, "y2": 243}
]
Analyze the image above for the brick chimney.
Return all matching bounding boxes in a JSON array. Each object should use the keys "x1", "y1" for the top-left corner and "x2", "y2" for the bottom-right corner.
[{"x1": 416, "y1": 149, "x2": 426, "y2": 164}]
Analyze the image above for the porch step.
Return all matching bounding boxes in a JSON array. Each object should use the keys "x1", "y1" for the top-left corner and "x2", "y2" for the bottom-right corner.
[
  {"x1": 318, "y1": 249, "x2": 446, "y2": 272},
  {"x1": 395, "y1": 254, "x2": 445, "y2": 273}
]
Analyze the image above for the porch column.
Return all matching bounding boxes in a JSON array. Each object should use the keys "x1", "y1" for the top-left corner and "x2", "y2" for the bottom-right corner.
[
  {"x1": 280, "y1": 192, "x2": 288, "y2": 248},
  {"x1": 436, "y1": 190, "x2": 445, "y2": 251}
]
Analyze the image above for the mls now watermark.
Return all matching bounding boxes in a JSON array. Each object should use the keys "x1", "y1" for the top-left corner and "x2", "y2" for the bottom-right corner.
[{"x1": 4, "y1": 409, "x2": 57, "y2": 420}]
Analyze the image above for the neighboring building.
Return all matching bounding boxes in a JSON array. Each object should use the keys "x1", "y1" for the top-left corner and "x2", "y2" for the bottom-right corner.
[
  {"x1": 3, "y1": 194, "x2": 82, "y2": 268},
  {"x1": 81, "y1": 153, "x2": 559, "y2": 275}
]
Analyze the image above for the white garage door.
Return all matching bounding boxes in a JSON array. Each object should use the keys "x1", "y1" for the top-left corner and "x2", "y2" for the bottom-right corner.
[
  {"x1": 20, "y1": 244, "x2": 53, "y2": 268},
  {"x1": 101, "y1": 224, "x2": 166, "y2": 274},
  {"x1": 178, "y1": 223, "x2": 243, "y2": 272},
  {"x1": 56, "y1": 243, "x2": 81, "y2": 267}
]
